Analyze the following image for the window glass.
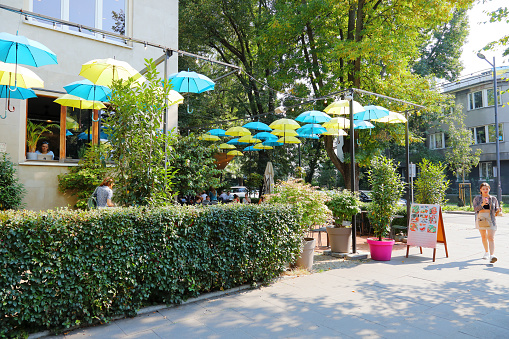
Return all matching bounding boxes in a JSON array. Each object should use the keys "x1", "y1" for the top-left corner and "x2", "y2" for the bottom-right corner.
[
  {"x1": 444, "y1": 133, "x2": 450, "y2": 148},
  {"x1": 435, "y1": 133, "x2": 443, "y2": 149},
  {"x1": 473, "y1": 91, "x2": 483, "y2": 109},
  {"x1": 476, "y1": 126, "x2": 486, "y2": 144},
  {"x1": 32, "y1": 0, "x2": 62, "y2": 27},
  {"x1": 69, "y1": 0, "x2": 96, "y2": 35},
  {"x1": 468, "y1": 93, "x2": 473, "y2": 110},
  {"x1": 103, "y1": 0, "x2": 126, "y2": 35},
  {"x1": 480, "y1": 162, "x2": 493, "y2": 179},
  {"x1": 486, "y1": 89, "x2": 502, "y2": 106},
  {"x1": 27, "y1": 96, "x2": 61, "y2": 159},
  {"x1": 471, "y1": 128, "x2": 476, "y2": 144},
  {"x1": 65, "y1": 107, "x2": 93, "y2": 160}
]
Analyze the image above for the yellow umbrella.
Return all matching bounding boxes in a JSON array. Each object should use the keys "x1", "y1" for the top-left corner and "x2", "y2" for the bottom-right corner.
[
  {"x1": 278, "y1": 136, "x2": 301, "y2": 144},
  {"x1": 0, "y1": 61, "x2": 44, "y2": 88},
  {"x1": 79, "y1": 58, "x2": 145, "y2": 86},
  {"x1": 322, "y1": 117, "x2": 350, "y2": 129},
  {"x1": 225, "y1": 126, "x2": 251, "y2": 137},
  {"x1": 54, "y1": 94, "x2": 106, "y2": 110},
  {"x1": 198, "y1": 134, "x2": 220, "y2": 141},
  {"x1": 271, "y1": 129, "x2": 298, "y2": 137},
  {"x1": 168, "y1": 90, "x2": 184, "y2": 105},
  {"x1": 227, "y1": 150, "x2": 243, "y2": 156},
  {"x1": 219, "y1": 143, "x2": 236, "y2": 149},
  {"x1": 324, "y1": 100, "x2": 365, "y2": 115},
  {"x1": 238, "y1": 135, "x2": 261, "y2": 143},
  {"x1": 322, "y1": 128, "x2": 348, "y2": 136},
  {"x1": 253, "y1": 143, "x2": 273, "y2": 150},
  {"x1": 372, "y1": 111, "x2": 407, "y2": 123},
  {"x1": 269, "y1": 118, "x2": 300, "y2": 130}
]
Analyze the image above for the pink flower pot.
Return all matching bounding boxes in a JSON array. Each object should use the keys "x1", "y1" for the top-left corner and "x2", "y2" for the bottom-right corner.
[{"x1": 367, "y1": 238, "x2": 395, "y2": 261}]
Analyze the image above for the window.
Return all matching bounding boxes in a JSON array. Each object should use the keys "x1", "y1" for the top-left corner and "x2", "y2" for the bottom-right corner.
[
  {"x1": 468, "y1": 88, "x2": 502, "y2": 110},
  {"x1": 471, "y1": 124, "x2": 504, "y2": 144},
  {"x1": 479, "y1": 162, "x2": 493, "y2": 179},
  {"x1": 476, "y1": 126, "x2": 486, "y2": 144},
  {"x1": 29, "y1": 0, "x2": 126, "y2": 42},
  {"x1": 488, "y1": 123, "x2": 504, "y2": 143},
  {"x1": 429, "y1": 132, "x2": 446, "y2": 149}
]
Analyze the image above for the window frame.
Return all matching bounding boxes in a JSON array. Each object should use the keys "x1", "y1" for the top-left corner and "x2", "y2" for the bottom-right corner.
[
  {"x1": 467, "y1": 88, "x2": 502, "y2": 111},
  {"x1": 429, "y1": 132, "x2": 446, "y2": 150},
  {"x1": 479, "y1": 162, "x2": 493, "y2": 180}
]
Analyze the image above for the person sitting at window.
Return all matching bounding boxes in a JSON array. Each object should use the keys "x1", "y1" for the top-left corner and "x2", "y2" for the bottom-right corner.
[
  {"x1": 96, "y1": 177, "x2": 115, "y2": 208},
  {"x1": 36, "y1": 141, "x2": 55, "y2": 158}
]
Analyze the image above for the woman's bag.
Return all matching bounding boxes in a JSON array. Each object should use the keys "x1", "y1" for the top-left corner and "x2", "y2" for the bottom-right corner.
[{"x1": 87, "y1": 188, "x2": 98, "y2": 210}]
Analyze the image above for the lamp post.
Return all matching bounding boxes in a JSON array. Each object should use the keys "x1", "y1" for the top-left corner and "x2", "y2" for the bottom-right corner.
[{"x1": 477, "y1": 53, "x2": 502, "y2": 202}]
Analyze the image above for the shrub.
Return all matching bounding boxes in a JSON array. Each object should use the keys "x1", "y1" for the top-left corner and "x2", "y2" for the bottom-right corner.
[
  {"x1": 414, "y1": 158, "x2": 450, "y2": 205},
  {"x1": 0, "y1": 204, "x2": 301, "y2": 336},
  {"x1": 0, "y1": 153, "x2": 26, "y2": 210},
  {"x1": 325, "y1": 189, "x2": 361, "y2": 226}
]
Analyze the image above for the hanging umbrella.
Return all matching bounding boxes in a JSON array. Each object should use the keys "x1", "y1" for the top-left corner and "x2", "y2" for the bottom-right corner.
[
  {"x1": 324, "y1": 100, "x2": 365, "y2": 115},
  {"x1": 243, "y1": 121, "x2": 272, "y2": 131},
  {"x1": 238, "y1": 135, "x2": 261, "y2": 143},
  {"x1": 65, "y1": 130, "x2": 73, "y2": 136},
  {"x1": 168, "y1": 90, "x2": 184, "y2": 105},
  {"x1": 243, "y1": 146, "x2": 262, "y2": 152},
  {"x1": 262, "y1": 140, "x2": 284, "y2": 147},
  {"x1": 227, "y1": 150, "x2": 243, "y2": 156},
  {"x1": 372, "y1": 111, "x2": 407, "y2": 123},
  {"x1": 253, "y1": 143, "x2": 274, "y2": 150},
  {"x1": 298, "y1": 132, "x2": 320, "y2": 139},
  {"x1": 65, "y1": 116, "x2": 79, "y2": 130},
  {"x1": 354, "y1": 120, "x2": 375, "y2": 129},
  {"x1": 64, "y1": 79, "x2": 111, "y2": 102},
  {"x1": 322, "y1": 117, "x2": 350, "y2": 130},
  {"x1": 264, "y1": 161, "x2": 275, "y2": 195},
  {"x1": 0, "y1": 32, "x2": 58, "y2": 67},
  {"x1": 54, "y1": 94, "x2": 106, "y2": 110},
  {"x1": 219, "y1": 143, "x2": 236, "y2": 149},
  {"x1": 207, "y1": 128, "x2": 227, "y2": 137},
  {"x1": 0, "y1": 85, "x2": 36, "y2": 99},
  {"x1": 297, "y1": 124, "x2": 327, "y2": 135},
  {"x1": 227, "y1": 138, "x2": 249, "y2": 145},
  {"x1": 295, "y1": 110, "x2": 331, "y2": 124},
  {"x1": 253, "y1": 132, "x2": 278, "y2": 140},
  {"x1": 269, "y1": 118, "x2": 300, "y2": 130},
  {"x1": 322, "y1": 128, "x2": 348, "y2": 136},
  {"x1": 271, "y1": 129, "x2": 298, "y2": 137},
  {"x1": 277, "y1": 136, "x2": 301, "y2": 144},
  {"x1": 167, "y1": 70, "x2": 215, "y2": 93},
  {"x1": 80, "y1": 58, "x2": 145, "y2": 86},
  {"x1": 198, "y1": 134, "x2": 220, "y2": 141},
  {"x1": 78, "y1": 129, "x2": 109, "y2": 142},
  {"x1": 225, "y1": 126, "x2": 251, "y2": 137},
  {"x1": 353, "y1": 105, "x2": 390, "y2": 121},
  {"x1": 0, "y1": 61, "x2": 44, "y2": 88}
]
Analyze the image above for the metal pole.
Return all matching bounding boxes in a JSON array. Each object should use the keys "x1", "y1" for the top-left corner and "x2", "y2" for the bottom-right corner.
[
  {"x1": 163, "y1": 49, "x2": 169, "y2": 190},
  {"x1": 493, "y1": 57, "x2": 502, "y2": 202},
  {"x1": 405, "y1": 111, "x2": 411, "y2": 220},
  {"x1": 349, "y1": 90, "x2": 356, "y2": 253}
]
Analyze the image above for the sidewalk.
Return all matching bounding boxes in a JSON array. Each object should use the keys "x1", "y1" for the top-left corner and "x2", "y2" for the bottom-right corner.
[{"x1": 49, "y1": 213, "x2": 509, "y2": 338}]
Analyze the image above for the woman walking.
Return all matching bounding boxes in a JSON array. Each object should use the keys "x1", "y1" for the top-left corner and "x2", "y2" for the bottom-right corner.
[
  {"x1": 96, "y1": 177, "x2": 115, "y2": 208},
  {"x1": 473, "y1": 183, "x2": 501, "y2": 263}
]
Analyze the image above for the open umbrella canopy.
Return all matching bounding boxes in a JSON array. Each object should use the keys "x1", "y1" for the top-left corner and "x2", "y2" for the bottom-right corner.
[
  {"x1": 354, "y1": 120, "x2": 375, "y2": 129},
  {"x1": 277, "y1": 136, "x2": 301, "y2": 144},
  {"x1": 269, "y1": 118, "x2": 300, "y2": 130},
  {"x1": 238, "y1": 135, "x2": 261, "y2": 143},
  {"x1": 207, "y1": 128, "x2": 227, "y2": 137},
  {"x1": 322, "y1": 117, "x2": 350, "y2": 129},
  {"x1": 242, "y1": 121, "x2": 272, "y2": 131},
  {"x1": 243, "y1": 146, "x2": 262, "y2": 152},
  {"x1": 198, "y1": 134, "x2": 220, "y2": 141},
  {"x1": 262, "y1": 140, "x2": 283, "y2": 147},
  {"x1": 64, "y1": 79, "x2": 111, "y2": 102},
  {"x1": 353, "y1": 105, "x2": 390, "y2": 121},
  {"x1": 0, "y1": 85, "x2": 36, "y2": 99},
  {"x1": 295, "y1": 110, "x2": 331, "y2": 124},
  {"x1": 322, "y1": 128, "x2": 348, "y2": 136},
  {"x1": 253, "y1": 132, "x2": 278, "y2": 140},
  {"x1": 0, "y1": 32, "x2": 57, "y2": 67},
  {"x1": 253, "y1": 143, "x2": 273, "y2": 150},
  {"x1": 324, "y1": 100, "x2": 365, "y2": 115},
  {"x1": 372, "y1": 111, "x2": 407, "y2": 123},
  {"x1": 80, "y1": 58, "x2": 145, "y2": 86},
  {"x1": 297, "y1": 124, "x2": 327, "y2": 135},
  {"x1": 168, "y1": 90, "x2": 184, "y2": 105},
  {"x1": 227, "y1": 150, "x2": 243, "y2": 156},
  {"x1": 78, "y1": 129, "x2": 109, "y2": 141},
  {"x1": 271, "y1": 129, "x2": 298, "y2": 137},
  {"x1": 167, "y1": 70, "x2": 215, "y2": 93},
  {"x1": 54, "y1": 94, "x2": 106, "y2": 110},
  {"x1": 219, "y1": 143, "x2": 236, "y2": 149},
  {"x1": 227, "y1": 138, "x2": 249, "y2": 145},
  {"x1": 0, "y1": 61, "x2": 44, "y2": 88},
  {"x1": 298, "y1": 132, "x2": 320, "y2": 139},
  {"x1": 225, "y1": 126, "x2": 251, "y2": 137}
]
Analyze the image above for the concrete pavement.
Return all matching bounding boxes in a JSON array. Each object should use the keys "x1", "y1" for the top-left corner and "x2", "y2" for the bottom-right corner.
[{"x1": 48, "y1": 213, "x2": 509, "y2": 338}]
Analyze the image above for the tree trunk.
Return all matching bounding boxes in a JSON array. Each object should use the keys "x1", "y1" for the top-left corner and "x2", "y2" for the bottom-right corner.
[{"x1": 324, "y1": 135, "x2": 359, "y2": 190}]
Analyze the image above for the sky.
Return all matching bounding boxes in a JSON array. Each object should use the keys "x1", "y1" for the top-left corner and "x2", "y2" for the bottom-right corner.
[{"x1": 461, "y1": 0, "x2": 509, "y2": 76}]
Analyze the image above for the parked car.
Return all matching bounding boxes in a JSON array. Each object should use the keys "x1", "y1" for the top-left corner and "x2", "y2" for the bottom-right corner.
[
  {"x1": 228, "y1": 186, "x2": 248, "y2": 200},
  {"x1": 359, "y1": 190, "x2": 406, "y2": 205}
]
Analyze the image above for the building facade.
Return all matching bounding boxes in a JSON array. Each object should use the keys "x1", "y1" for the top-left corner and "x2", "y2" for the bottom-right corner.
[
  {"x1": 437, "y1": 68, "x2": 508, "y2": 196},
  {"x1": 0, "y1": 0, "x2": 179, "y2": 210}
]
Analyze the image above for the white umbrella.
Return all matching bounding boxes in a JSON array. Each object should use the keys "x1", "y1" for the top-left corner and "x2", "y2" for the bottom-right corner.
[{"x1": 264, "y1": 161, "x2": 275, "y2": 195}]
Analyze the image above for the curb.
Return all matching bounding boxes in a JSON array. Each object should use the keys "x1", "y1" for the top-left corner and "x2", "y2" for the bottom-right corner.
[{"x1": 443, "y1": 211, "x2": 475, "y2": 215}]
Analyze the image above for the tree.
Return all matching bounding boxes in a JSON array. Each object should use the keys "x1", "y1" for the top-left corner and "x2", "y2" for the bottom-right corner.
[
  {"x1": 444, "y1": 105, "x2": 482, "y2": 183},
  {"x1": 414, "y1": 158, "x2": 450, "y2": 205},
  {"x1": 111, "y1": 9, "x2": 125, "y2": 35},
  {"x1": 483, "y1": 2, "x2": 509, "y2": 55}
]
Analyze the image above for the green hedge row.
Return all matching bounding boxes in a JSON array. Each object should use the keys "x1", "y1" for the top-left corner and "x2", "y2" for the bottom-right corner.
[{"x1": 0, "y1": 204, "x2": 302, "y2": 336}]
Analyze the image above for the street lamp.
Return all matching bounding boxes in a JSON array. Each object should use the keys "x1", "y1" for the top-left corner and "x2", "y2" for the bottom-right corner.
[{"x1": 477, "y1": 52, "x2": 502, "y2": 202}]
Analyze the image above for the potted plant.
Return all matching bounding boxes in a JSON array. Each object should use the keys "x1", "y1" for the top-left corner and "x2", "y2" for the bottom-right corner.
[
  {"x1": 366, "y1": 155, "x2": 405, "y2": 261},
  {"x1": 267, "y1": 178, "x2": 330, "y2": 270},
  {"x1": 324, "y1": 189, "x2": 361, "y2": 253},
  {"x1": 26, "y1": 120, "x2": 59, "y2": 160}
]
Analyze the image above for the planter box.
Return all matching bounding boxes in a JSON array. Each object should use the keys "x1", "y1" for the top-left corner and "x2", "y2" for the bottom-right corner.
[{"x1": 326, "y1": 226, "x2": 351, "y2": 253}]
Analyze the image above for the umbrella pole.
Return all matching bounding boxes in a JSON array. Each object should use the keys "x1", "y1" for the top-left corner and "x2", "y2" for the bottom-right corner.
[{"x1": 349, "y1": 92, "x2": 357, "y2": 254}]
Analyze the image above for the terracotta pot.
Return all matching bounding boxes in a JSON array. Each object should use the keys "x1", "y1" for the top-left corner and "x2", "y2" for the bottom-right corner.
[
  {"x1": 367, "y1": 238, "x2": 395, "y2": 261},
  {"x1": 295, "y1": 237, "x2": 315, "y2": 270},
  {"x1": 326, "y1": 226, "x2": 352, "y2": 253}
]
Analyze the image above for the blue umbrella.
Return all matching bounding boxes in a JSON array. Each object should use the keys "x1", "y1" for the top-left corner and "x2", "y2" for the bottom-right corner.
[
  {"x1": 295, "y1": 110, "x2": 331, "y2": 124},
  {"x1": 0, "y1": 85, "x2": 36, "y2": 99},
  {"x1": 207, "y1": 128, "x2": 227, "y2": 137},
  {"x1": 243, "y1": 146, "x2": 262, "y2": 152},
  {"x1": 298, "y1": 132, "x2": 320, "y2": 139},
  {"x1": 253, "y1": 132, "x2": 278, "y2": 140},
  {"x1": 297, "y1": 124, "x2": 327, "y2": 135},
  {"x1": 354, "y1": 120, "x2": 375, "y2": 129},
  {"x1": 353, "y1": 105, "x2": 389, "y2": 121},
  {"x1": 167, "y1": 70, "x2": 215, "y2": 93},
  {"x1": 227, "y1": 138, "x2": 249, "y2": 145},
  {"x1": 0, "y1": 32, "x2": 57, "y2": 67},
  {"x1": 78, "y1": 130, "x2": 109, "y2": 141},
  {"x1": 66, "y1": 130, "x2": 73, "y2": 136},
  {"x1": 243, "y1": 121, "x2": 272, "y2": 131},
  {"x1": 262, "y1": 140, "x2": 283, "y2": 147},
  {"x1": 64, "y1": 79, "x2": 111, "y2": 102}
]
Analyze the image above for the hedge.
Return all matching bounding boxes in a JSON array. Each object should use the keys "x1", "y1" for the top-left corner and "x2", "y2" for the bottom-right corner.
[{"x1": 0, "y1": 204, "x2": 302, "y2": 336}]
